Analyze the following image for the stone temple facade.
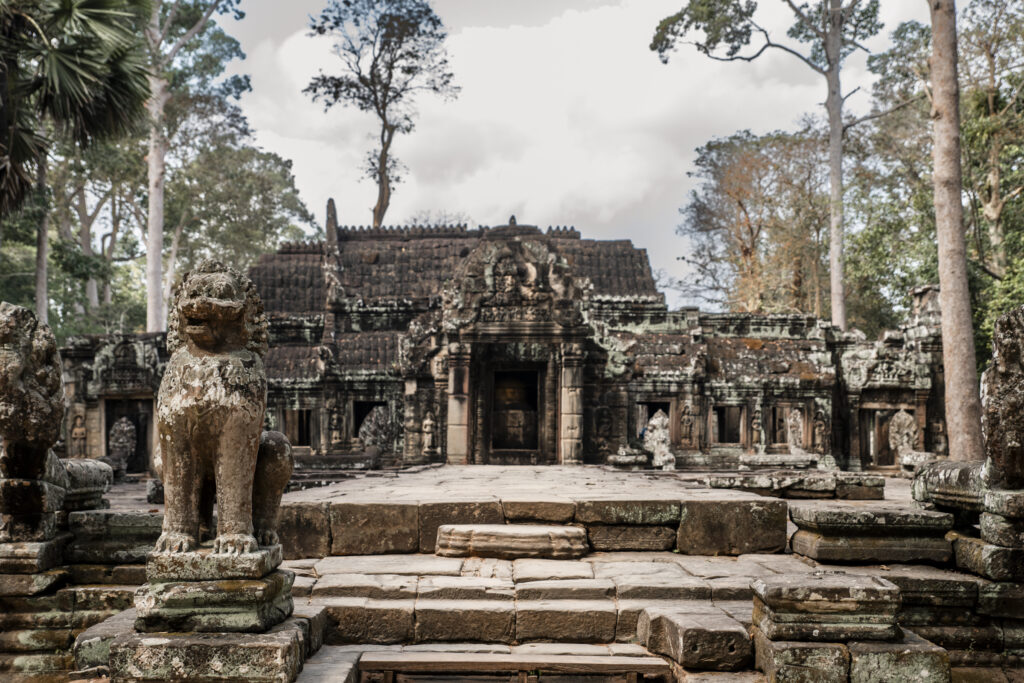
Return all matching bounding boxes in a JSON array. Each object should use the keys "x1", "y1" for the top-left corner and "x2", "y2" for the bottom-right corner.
[{"x1": 60, "y1": 217, "x2": 947, "y2": 474}]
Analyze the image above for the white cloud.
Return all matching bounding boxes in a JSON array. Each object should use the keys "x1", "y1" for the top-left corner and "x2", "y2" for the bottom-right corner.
[{"x1": 224, "y1": 0, "x2": 931, "y2": 306}]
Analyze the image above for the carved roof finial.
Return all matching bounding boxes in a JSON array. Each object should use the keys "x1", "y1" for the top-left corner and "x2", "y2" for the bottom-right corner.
[
  {"x1": 326, "y1": 198, "x2": 339, "y2": 251},
  {"x1": 508, "y1": 215, "x2": 517, "y2": 226}
]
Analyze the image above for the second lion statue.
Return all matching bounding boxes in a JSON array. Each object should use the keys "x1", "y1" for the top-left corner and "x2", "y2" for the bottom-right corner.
[{"x1": 154, "y1": 260, "x2": 292, "y2": 555}]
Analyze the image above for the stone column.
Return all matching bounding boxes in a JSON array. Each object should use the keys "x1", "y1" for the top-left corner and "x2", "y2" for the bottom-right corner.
[
  {"x1": 402, "y1": 378, "x2": 422, "y2": 465},
  {"x1": 559, "y1": 343, "x2": 584, "y2": 465},
  {"x1": 847, "y1": 395, "x2": 862, "y2": 472},
  {"x1": 915, "y1": 391, "x2": 929, "y2": 452},
  {"x1": 446, "y1": 342, "x2": 471, "y2": 465}
]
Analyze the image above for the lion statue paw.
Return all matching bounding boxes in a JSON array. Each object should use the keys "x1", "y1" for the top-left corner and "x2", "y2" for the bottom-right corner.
[
  {"x1": 212, "y1": 533, "x2": 259, "y2": 555},
  {"x1": 154, "y1": 531, "x2": 197, "y2": 554}
]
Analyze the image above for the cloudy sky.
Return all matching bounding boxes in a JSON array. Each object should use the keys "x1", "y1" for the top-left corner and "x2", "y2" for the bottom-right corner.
[{"x1": 219, "y1": 1, "x2": 931, "y2": 307}]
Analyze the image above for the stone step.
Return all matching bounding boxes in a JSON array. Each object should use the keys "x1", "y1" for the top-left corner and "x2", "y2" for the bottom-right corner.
[
  {"x1": 435, "y1": 524, "x2": 589, "y2": 560},
  {"x1": 355, "y1": 651, "x2": 673, "y2": 678}
]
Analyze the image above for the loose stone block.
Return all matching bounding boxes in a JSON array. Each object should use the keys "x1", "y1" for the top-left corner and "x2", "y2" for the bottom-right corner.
[
  {"x1": 753, "y1": 626, "x2": 849, "y2": 683},
  {"x1": 312, "y1": 573, "x2": 418, "y2": 599},
  {"x1": 515, "y1": 600, "x2": 617, "y2": 642},
  {"x1": 751, "y1": 572, "x2": 900, "y2": 642},
  {"x1": 321, "y1": 598, "x2": 415, "y2": 644},
  {"x1": 844, "y1": 565, "x2": 981, "y2": 608},
  {"x1": 0, "y1": 567, "x2": 67, "y2": 596},
  {"x1": 134, "y1": 569, "x2": 294, "y2": 633},
  {"x1": 435, "y1": 523, "x2": 588, "y2": 560},
  {"x1": 836, "y1": 473, "x2": 886, "y2": 500},
  {"x1": 0, "y1": 626, "x2": 73, "y2": 652},
  {"x1": 587, "y1": 525, "x2": 676, "y2": 551},
  {"x1": 0, "y1": 534, "x2": 69, "y2": 574},
  {"x1": 983, "y1": 489, "x2": 1024, "y2": 519},
  {"x1": 277, "y1": 502, "x2": 331, "y2": 559},
  {"x1": 575, "y1": 498, "x2": 680, "y2": 525},
  {"x1": 0, "y1": 651, "x2": 75, "y2": 676},
  {"x1": 642, "y1": 610, "x2": 752, "y2": 671},
  {"x1": 678, "y1": 498, "x2": 787, "y2": 555},
  {"x1": 634, "y1": 603, "x2": 727, "y2": 650},
  {"x1": 329, "y1": 501, "x2": 418, "y2": 556},
  {"x1": 67, "y1": 538, "x2": 160, "y2": 565},
  {"x1": 848, "y1": 629, "x2": 953, "y2": 683},
  {"x1": 0, "y1": 479, "x2": 66, "y2": 514},
  {"x1": 514, "y1": 579, "x2": 615, "y2": 601},
  {"x1": 417, "y1": 500, "x2": 505, "y2": 554},
  {"x1": 0, "y1": 511, "x2": 56, "y2": 542},
  {"x1": 980, "y1": 512, "x2": 1024, "y2": 548},
  {"x1": 73, "y1": 608, "x2": 136, "y2": 672},
  {"x1": 790, "y1": 530, "x2": 953, "y2": 564},
  {"x1": 954, "y1": 535, "x2": 1024, "y2": 582},
  {"x1": 413, "y1": 599, "x2": 515, "y2": 642},
  {"x1": 789, "y1": 503, "x2": 954, "y2": 535},
  {"x1": 108, "y1": 617, "x2": 308, "y2": 682},
  {"x1": 145, "y1": 544, "x2": 283, "y2": 582}
]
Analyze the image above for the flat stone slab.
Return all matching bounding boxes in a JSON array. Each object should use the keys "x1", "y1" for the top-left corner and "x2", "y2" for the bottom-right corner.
[
  {"x1": 435, "y1": 524, "x2": 589, "y2": 560},
  {"x1": 0, "y1": 567, "x2": 68, "y2": 597},
  {"x1": 356, "y1": 651, "x2": 672, "y2": 677},
  {"x1": 515, "y1": 600, "x2": 618, "y2": 642},
  {"x1": 513, "y1": 559, "x2": 594, "y2": 582},
  {"x1": 587, "y1": 525, "x2": 676, "y2": 551},
  {"x1": 0, "y1": 534, "x2": 70, "y2": 574},
  {"x1": 789, "y1": 502, "x2": 953, "y2": 534},
  {"x1": 146, "y1": 544, "x2": 283, "y2": 582},
  {"x1": 953, "y1": 534, "x2": 1024, "y2": 582},
  {"x1": 312, "y1": 573, "x2": 418, "y2": 599},
  {"x1": 791, "y1": 529, "x2": 953, "y2": 564},
  {"x1": 314, "y1": 554, "x2": 464, "y2": 576}
]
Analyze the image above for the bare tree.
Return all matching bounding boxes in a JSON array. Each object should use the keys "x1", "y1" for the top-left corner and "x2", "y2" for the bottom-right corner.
[
  {"x1": 305, "y1": 0, "x2": 459, "y2": 228},
  {"x1": 928, "y1": 0, "x2": 984, "y2": 462}
]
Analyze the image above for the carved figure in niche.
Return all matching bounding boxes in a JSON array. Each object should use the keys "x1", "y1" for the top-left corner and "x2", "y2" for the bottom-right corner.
[
  {"x1": 359, "y1": 404, "x2": 398, "y2": 453},
  {"x1": 679, "y1": 403, "x2": 695, "y2": 447},
  {"x1": 422, "y1": 411, "x2": 436, "y2": 454},
  {"x1": 812, "y1": 410, "x2": 829, "y2": 454},
  {"x1": 644, "y1": 410, "x2": 674, "y2": 470},
  {"x1": 70, "y1": 415, "x2": 88, "y2": 458},
  {"x1": 155, "y1": 260, "x2": 292, "y2": 555},
  {"x1": 787, "y1": 409, "x2": 804, "y2": 454},
  {"x1": 105, "y1": 417, "x2": 135, "y2": 478},
  {"x1": 981, "y1": 305, "x2": 1024, "y2": 489},
  {"x1": 751, "y1": 406, "x2": 766, "y2": 453},
  {"x1": 887, "y1": 409, "x2": 918, "y2": 457}
]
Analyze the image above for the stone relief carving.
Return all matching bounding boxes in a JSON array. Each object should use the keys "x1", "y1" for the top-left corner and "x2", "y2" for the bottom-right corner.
[
  {"x1": 69, "y1": 414, "x2": 88, "y2": 458},
  {"x1": 887, "y1": 409, "x2": 918, "y2": 458},
  {"x1": 644, "y1": 409, "x2": 673, "y2": 470},
  {"x1": 104, "y1": 416, "x2": 136, "y2": 479},
  {"x1": 787, "y1": 408, "x2": 805, "y2": 454},
  {"x1": 981, "y1": 306, "x2": 1024, "y2": 489},
  {"x1": 154, "y1": 260, "x2": 292, "y2": 555},
  {"x1": 679, "y1": 402, "x2": 696, "y2": 447}
]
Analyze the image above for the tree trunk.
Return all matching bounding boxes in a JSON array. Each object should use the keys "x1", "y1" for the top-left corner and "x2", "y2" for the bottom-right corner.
[
  {"x1": 929, "y1": 0, "x2": 985, "y2": 462},
  {"x1": 825, "y1": 0, "x2": 847, "y2": 330},
  {"x1": 372, "y1": 125, "x2": 396, "y2": 228},
  {"x1": 34, "y1": 154, "x2": 49, "y2": 324},
  {"x1": 145, "y1": 73, "x2": 170, "y2": 331},
  {"x1": 163, "y1": 212, "x2": 187, "y2": 313}
]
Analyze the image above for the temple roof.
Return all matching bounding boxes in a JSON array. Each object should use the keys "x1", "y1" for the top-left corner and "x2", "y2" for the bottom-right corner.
[{"x1": 249, "y1": 224, "x2": 660, "y2": 314}]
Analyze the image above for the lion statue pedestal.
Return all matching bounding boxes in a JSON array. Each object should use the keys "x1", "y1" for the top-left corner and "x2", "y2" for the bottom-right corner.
[{"x1": 110, "y1": 261, "x2": 318, "y2": 682}]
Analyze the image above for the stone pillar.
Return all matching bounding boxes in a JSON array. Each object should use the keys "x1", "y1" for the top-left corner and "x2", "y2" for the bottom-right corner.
[
  {"x1": 446, "y1": 342, "x2": 471, "y2": 465},
  {"x1": 559, "y1": 343, "x2": 584, "y2": 465},
  {"x1": 915, "y1": 391, "x2": 929, "y2": 452},
  {"x1": 847, "y1": 395, "x2": 862, "y2": 472}
]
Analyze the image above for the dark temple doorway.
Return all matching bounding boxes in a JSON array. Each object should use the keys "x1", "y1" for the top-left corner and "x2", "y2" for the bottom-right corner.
[
  {"x1": 104, "y1": 399, "x2": 152, "y2": 474},
  {"x1": 491, "y1": 371, "x2": 539, "y2": 451}
]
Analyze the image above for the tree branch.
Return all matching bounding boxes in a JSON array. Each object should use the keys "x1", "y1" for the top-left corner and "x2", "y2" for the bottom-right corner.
[
  {"x1": 161, "y1": 0, "x2": 222, "y2": 68},
  {"x1": 843, "y1": 93, "x2": 926, "y2": 132},
  {"x1": 782, "y1": 0, "x2": 826, "y2": 40}
]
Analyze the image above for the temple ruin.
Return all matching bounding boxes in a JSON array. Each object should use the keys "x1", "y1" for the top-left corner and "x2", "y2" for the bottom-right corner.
[{"x1": 61, "y1": 217, "x2": 947, "y2": 477}]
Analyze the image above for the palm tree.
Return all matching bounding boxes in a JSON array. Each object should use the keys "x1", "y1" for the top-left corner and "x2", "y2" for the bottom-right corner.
[{"x1": 0, "y1": 0, "x2": 150, "y2": 320}]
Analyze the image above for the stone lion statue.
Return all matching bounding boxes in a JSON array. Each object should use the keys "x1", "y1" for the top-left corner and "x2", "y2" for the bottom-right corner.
[
  {"x1": 0, "y1": 302, "x2": 65, "y2": 452},
  {"x1": 155, "y1": 260, "x2": 292, "y2": 556}
]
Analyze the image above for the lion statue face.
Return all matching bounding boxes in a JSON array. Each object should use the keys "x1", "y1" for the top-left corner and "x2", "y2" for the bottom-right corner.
[
  {"x1": 0, "y1": 302, "x2": 64, "y2": 448},
  {"x1": 166, "y1": 260, "x2": 268, "y2": 357}
]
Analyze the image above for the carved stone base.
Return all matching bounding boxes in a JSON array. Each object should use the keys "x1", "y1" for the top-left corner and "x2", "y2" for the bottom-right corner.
[
  {"x1": 134, "y1": 569, "x2": 294, "y2": 633},
  {"x1": 109, "y1": 616, "x2": 312, "y2": 682},
  {"x1": 145, "y1": 544, "x2": 283, "y2": 582},
  {"x1": 0, "y1": 533, "x2": 71, "y2": 574}
]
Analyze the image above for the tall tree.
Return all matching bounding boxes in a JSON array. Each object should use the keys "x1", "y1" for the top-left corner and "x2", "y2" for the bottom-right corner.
[
  {"x1": 928, "y1": 0, "x2": 984, "y2": 462},
  {"x1": 652, "y1": 0, "x2": 896, "y2": 330},
  {"x1": 0, "y1": 0, "x2": 149, "y2": 322},
  {"x1": 141, "y1": 0, "x2": 244, "y2": 332},
  {"x1": 305, "y1": 0, "x2": 459, "y2": 228}
]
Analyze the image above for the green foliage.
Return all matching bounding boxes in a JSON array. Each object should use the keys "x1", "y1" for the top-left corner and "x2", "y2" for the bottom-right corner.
[
  {"x1": 651, "y1": 0, "x2": 756, "y2": 62},
  {"x1": 0, "y1": 0, "x2": 150, "y2": 216}
]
